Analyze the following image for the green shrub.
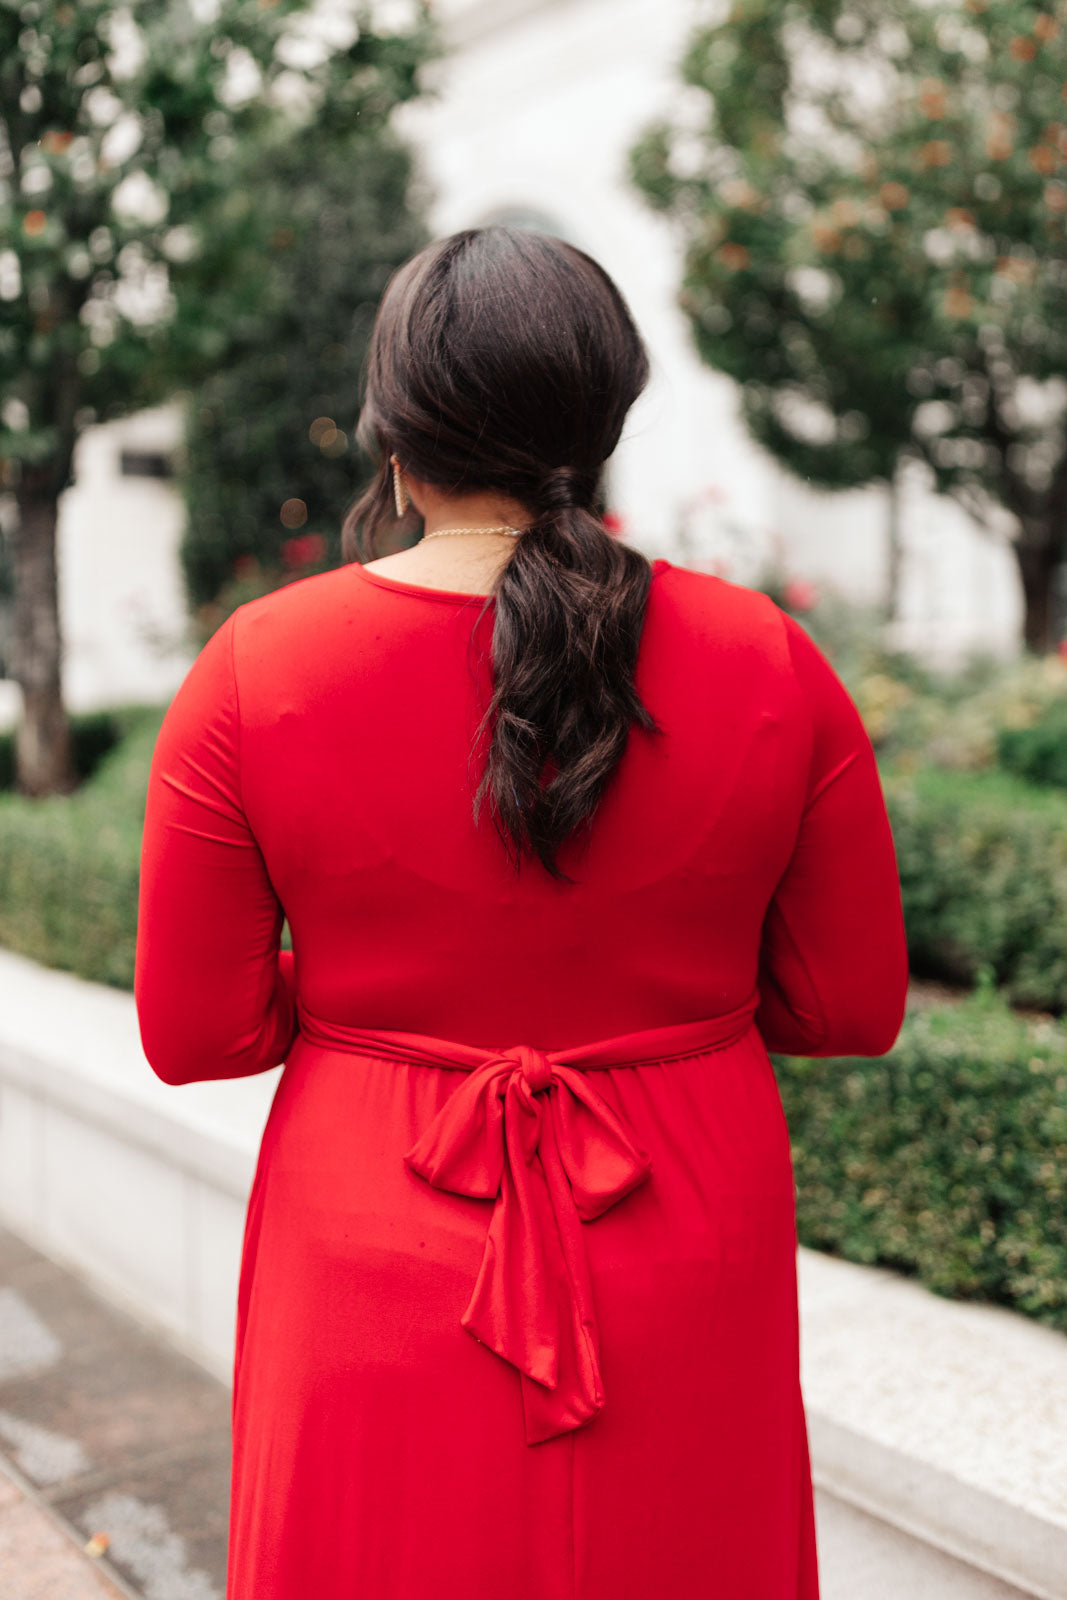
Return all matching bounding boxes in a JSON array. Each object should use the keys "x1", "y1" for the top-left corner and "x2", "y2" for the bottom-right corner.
[
  {"x1": 0, "y1": 707, "x2": 162, "y2": 986},
  {"x1": 775, "y1": 984, "x2": 1067, "y2": 1330},
  {"x1": 860, "y1": 653, "x2": 1067, "y2": 775},
  {"x1": 997, "y1": 696, "x2": 1067, "y2": 790},
  {"x1": 886, "y1": 767, "x2": 1067, "y2": 1013},
  {"x1": 773, "y1": 612, "x2": 1067, "y2": 778}
]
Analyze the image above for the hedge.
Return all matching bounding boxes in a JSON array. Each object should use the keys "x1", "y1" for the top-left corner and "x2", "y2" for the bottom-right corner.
[
  {"x1": 886, "y1": 767, "x2": 1067, "y2": 1014},
  {"x1": 0, "y1": 702, "x2": 295, "y2": 987},
  {"x1": 775, "y1": 984, "x2": 1067, "y2": 1330},
  {"x1": 0, "y1": 707, "x2": 161, "y2": 987},
  {"x1": 997, "y1": 697, "x2": 1067, "y2": 791}
]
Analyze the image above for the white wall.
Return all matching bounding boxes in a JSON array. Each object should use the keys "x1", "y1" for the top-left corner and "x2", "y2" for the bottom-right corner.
[
  {"x1": 59, "y1": 403, "x2": 193, "y2": 706},
  {"x1": 0, "y1": 401, "x2": 192, "y2": 731}
]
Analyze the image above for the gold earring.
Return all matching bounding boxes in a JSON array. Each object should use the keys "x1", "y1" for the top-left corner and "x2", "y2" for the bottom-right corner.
[{"x1": 391, "y1": 454, "x2": 410, "y2": 517}]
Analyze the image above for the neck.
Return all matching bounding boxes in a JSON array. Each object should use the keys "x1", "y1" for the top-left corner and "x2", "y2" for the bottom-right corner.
[{"x1": 415, "y1": 488, "x2": 537, "y2": 537}]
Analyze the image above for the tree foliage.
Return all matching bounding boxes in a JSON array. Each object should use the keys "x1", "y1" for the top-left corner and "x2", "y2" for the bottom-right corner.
[
  {"x1": 631, "y1": 0, "x2": 1067, "y2": 649},
  {"x1": 0, "y1": 0, "x2": 435, "y2": 792},
  {"x1": 1, "y1": 0, "x2": 433, "y2": 474},
  {"x1": 179, "y1": 119, "x2": 429, "y2": 634}
]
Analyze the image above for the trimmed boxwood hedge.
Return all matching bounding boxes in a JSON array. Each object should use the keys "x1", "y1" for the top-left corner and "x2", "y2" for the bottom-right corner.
[
  {"x1": 0, "y1": 701, "x2": 294, "y2": 987},
  {"x1": 0, "y1": 707, "x2": 162, "y2": 988},
  {"x1": 775, "y1": 984, "x2": 1067, "y2": 1330},
  {"x1": 886, "y1": 767, "x2": 1067, "y2": 1015}
]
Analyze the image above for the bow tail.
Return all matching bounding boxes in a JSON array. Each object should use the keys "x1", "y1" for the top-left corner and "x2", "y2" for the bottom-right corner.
[
  {"x1": 459, "y1": 1084, "x2": 606, "y2": 1445},
  {"x1": 459, "y1": 1084, "x2": 561, "y2": 1394},
  {"x1": 517, "y1": 1104, "x2": 607, "y2": 1445}
]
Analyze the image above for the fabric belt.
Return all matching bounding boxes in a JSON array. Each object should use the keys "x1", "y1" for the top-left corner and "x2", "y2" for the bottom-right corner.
[{"x1": 294, "y1": 992, "x2": 760, "y2": 1446}]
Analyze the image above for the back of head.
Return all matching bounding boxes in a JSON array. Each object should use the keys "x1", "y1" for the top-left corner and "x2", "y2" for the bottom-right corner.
[{"x1": 343, "y1": 225, "x2": 662, "y2": 882}]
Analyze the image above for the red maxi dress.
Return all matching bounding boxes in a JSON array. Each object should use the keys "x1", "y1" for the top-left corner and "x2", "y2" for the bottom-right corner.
[{"x1": 134, "y1": 556, "x2": 908, "y2": 1600}]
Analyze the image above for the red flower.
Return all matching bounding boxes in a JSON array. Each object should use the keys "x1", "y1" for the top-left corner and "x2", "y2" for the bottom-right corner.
[
  {"x1": 784, "y1": 578, "x2": 818, "y2": 612},
  {"x1": 281, "y1": 533, "x2": 327, "y2": 568},
  {"x1": 601, "y1": 510, "x2": 626, "y2": 537}
]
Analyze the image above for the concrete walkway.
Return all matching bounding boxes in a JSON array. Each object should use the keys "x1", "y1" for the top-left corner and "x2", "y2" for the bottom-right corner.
[
  {"x1": 0, "y1": 1458, "x2": 132, "y2": 1600},
  {"x1": 0, "y1": 1226, "x2": 227, "y2": 1599}
]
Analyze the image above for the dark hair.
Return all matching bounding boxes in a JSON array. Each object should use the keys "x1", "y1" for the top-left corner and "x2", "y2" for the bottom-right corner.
[{"x1": 341, "y1": 225, "x2": 663, "y2": 882}]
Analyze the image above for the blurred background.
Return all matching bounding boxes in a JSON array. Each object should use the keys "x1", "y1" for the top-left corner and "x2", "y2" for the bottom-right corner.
[{"x1": 0, "y1": 3, "x2": 1065, "y2": 1598}]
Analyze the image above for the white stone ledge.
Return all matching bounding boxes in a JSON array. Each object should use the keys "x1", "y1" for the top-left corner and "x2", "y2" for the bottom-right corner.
[
  {"x1": 799, "y1": 1247, "x2": 1067, "y2": 1599},
  {"x1": 0, "y1": 945, "x2": 279, "y2": 1383},
  {"x1": 0, "y1": 945, "x2": 1064, "y2": 1595},
  {"x1": 809, "y1": 1415, "x2": 1064, "y2": 1600},
  {"x1": 0, "y1": 1037, "x2": 257, "y2": 1202}
]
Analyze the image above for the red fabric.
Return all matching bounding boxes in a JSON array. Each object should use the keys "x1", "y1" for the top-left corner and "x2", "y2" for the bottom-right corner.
[{"x1": 135, "y1": 557, "x2": 908, "y2": 1599}]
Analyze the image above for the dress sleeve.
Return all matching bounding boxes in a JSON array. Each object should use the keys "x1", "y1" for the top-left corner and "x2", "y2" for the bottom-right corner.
[
  {"x1": 134, "y1": 608, "x2": 298, "y2": 1086},
  {"x1": 754, "y1": 610, "x2": 909, "y2": 1059}
]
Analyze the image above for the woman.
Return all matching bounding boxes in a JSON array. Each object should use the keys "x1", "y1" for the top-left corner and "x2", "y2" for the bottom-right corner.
[{"x1": 135, "y1": 225, "x2": 908, "y2": 1599}]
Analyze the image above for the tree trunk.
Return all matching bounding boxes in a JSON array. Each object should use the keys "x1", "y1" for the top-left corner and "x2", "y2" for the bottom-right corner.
[
  {"x1": 1014, "y1": 533, "x2": 1062, "y2": 654},
  {"x1": 885, "y1": 465, "x2": 903, "y2": 623},
  {"x1": 11, "y1": 474, "x2": 75, "y2": 797}
]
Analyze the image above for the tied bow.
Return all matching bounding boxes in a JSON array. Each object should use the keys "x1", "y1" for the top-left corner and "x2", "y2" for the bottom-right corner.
[{"x1": 403, "y1": 1044, "x2": 653, "y2": 1445}]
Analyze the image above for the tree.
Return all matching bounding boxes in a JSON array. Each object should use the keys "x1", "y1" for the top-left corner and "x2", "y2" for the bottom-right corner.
[
  {"x1": 0, "y1": 0, "x2": 435, "y2": 795},
  {"x1": 630, "y1": 0, "x2": 1067, "y2": 651},
  {"x1": 179, "y1": 119, "x2": 429, "y2": 637}
]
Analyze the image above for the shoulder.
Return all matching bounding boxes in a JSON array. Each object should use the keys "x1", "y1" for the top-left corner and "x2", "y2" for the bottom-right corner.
[
  {"x1": 228, "y1": 564, "x2": 358, "y2": 626},
  {"x1": 651, "y1": 559, "x2": 792, "y2": 662},
  {"x1": 225, "y1": 563, "x2": 369, "y2": 663}
]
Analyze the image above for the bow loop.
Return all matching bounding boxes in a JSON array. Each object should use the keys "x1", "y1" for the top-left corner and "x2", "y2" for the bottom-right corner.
[
  {"x1": 403, "y1": 1058, "x2": 510, "y2": 1200},
  {"x1": 550, "y1": 1066, "x2": 654, "y2": 1221}
]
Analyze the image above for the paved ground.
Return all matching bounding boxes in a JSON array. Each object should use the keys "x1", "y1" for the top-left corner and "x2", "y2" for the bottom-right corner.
[
  {"x1": 0, "y1": 1456, "x2": 131, "y2": 1600},
  {"x1": 0, "y1": 1226, "x2": 229, "y2": 1599},
  {"x1": 0, "y1": 1223, "x2": 1039, "y2": 1600}
]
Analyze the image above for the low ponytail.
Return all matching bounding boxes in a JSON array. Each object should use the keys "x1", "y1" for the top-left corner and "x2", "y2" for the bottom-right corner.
[
  {"x1": 342, "y1": 226, "x2": 663, "y2": 882},
  {"x1": 469, "y1": 468, "x2": 660, "y2": 881}
]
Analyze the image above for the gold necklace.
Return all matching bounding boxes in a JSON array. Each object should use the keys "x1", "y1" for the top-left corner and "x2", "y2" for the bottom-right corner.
[{"x1": 421, "y1": 524, "x2": 525, "y2": 540}]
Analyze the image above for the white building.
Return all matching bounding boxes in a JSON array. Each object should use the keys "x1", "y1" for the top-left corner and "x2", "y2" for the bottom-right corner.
[{"x1": 0, "y1": 0, "x2": 1025, "y2": 729}]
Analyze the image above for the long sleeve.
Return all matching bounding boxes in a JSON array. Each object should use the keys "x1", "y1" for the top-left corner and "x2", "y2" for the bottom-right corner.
[
  {"x1": 135, "y1": 607, "x2": 299, "y2": 1087},
  {"x1": 754, "y1": 611, "x2": 908, "y2": 1059}
]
